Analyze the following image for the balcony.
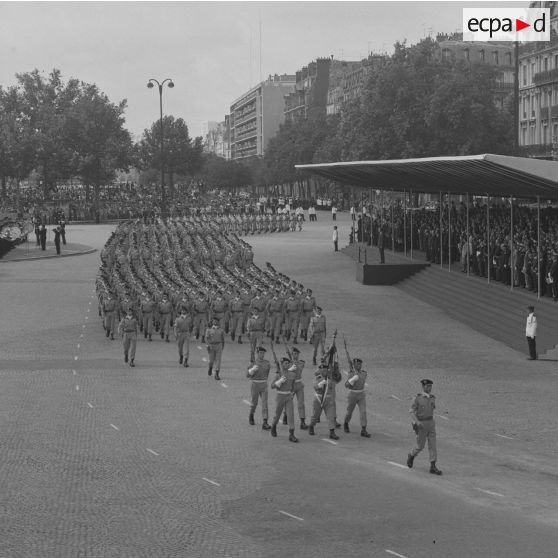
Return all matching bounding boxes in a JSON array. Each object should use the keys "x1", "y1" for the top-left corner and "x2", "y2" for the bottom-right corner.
[{"x1": 533, "y1": 68, "x2": 558, "y2": 86}]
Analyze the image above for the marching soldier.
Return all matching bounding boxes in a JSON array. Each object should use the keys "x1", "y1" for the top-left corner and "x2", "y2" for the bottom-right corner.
[
  {"x1": 309, "y1": 306, "x2": 327, "y2": 365},
  {"x1": 140, "y1": 293, "x2": 155, "y2": 340},
  {"x1": 299, "y1": 289, "x2": 316, "y2": 341},
  {"x1": 205, "y1": 317, "x2": 225, "y2": 380},
  {"x1": 342, "y1": 345, "x2": 371, "y2": 438},
  {"x1": 282, "y1": 346, "x2": 308, "y2": 430},
  {"x1": 407, "y1": 379, "x2": 442, "y2": 475},
  {"x1": 228, "y1": 291, "x2": 245, "y2": 342},
  {"x1": 247, "y1": 309, "x2": 266, "y2": 363},
  {"x1": 284, "y1": 291, "x2": 300, "y2": 343},
  {"x1": 102, "y1": 293, "x2": 117, "y2": 340},
  {"x1": 158, "y1": 293, "x2": 173, "y2": 342},
  {"x1": 118, "y1": 307, "x2": 138, "y2": 367},
  {"x1": 270, "y1": 356, "x2": 299, "y2": 443},
  {"x1": 266, "y1": 290, "x2": 284, "y2": 342},
  {"x1": 210, "y1": 291, "x2": 228, "y2": 329},
  {"x1": 247, "y1": 346, "x2": 272, "y2": 430},
  {"x1": 173, "y1": 307, "x2": 192, "y2": 367},
  {"x1": 193, "y1": 291, "x2": 209, "y2": 342}
]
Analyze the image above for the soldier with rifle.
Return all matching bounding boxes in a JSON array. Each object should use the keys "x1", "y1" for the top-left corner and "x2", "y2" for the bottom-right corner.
[
  {"x1": 280, "y1": 343, "x2": 308, "y2": 430},
  {"x1": 308, "y1": 331, "x2": 342, "y2": 439},
  {"x1": 269, "y1": 341, "x2": 299, "y2": 443},
  {"x1": 247, "y1": 346, "x2": 272, "y2": 430},
  {"x1": 342, "y1": 337, "x2": 371, "y2": 438}
]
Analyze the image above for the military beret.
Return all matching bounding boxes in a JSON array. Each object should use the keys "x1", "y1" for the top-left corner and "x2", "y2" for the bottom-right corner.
[
  {"x1": 353, "y1": 358, "x2": 363, "y2": 364},
  {"x1": 281, "y1": 357, "x2": 291, "y2": 363},
  {"x1": 257, "y1": 346, "x2": 266, "y2": 352},
  {"x1": 291, "y1": 347, "x2": 300, "y2": 353},
  {"x1": 420, "y1": 378, "x2": 433, "y2": 386},
  {"x1": 316, "y1": 306, "x2": 322, "y2": 311}
]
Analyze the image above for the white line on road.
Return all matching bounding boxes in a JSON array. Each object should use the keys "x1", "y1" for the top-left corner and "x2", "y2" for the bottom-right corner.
[
  {"x1": 475, "y1": 488, "x2": 505, "y2": 498},
  {"x1": 87, "y1": 309, "x2": 90, "y2": 313},
  {"x1": 435, "y1": 414, "x2": 449, "y2": 420},
  {"x1": 385, "y1": 550, "x2": 409, "y2": 558},
  {"x1": 75, "y1": 385, "x2": 79, "y2": 391},
  {"x1": 279, "y1": 510, "x2": 304, "y2": 521},
  {"x1": 87, "y1": 402, "x2": 94, "y2": 408},
  {"x1": 85, "y1": 316, "x2": 88, "y2": 320},
  {"x1": 220, "y1": 382, "x2": 228, "y2": 388},
  {"x1": 77, "y1": 344, "x2": 80, "y2": 349},
  {"x1": 74, "y1": 356, "x2": 78, "y2": 361},
  {"x1": 390, "y1": 394, "x2": 402, "y2": 401},
  {"x1": 197, "y1": 346, "x2": 202, "y2": 350},
  {"x1": 202, "y1": 477, "x2": 220, "y2": 486},
  {"x1": 72, "y1": 370, "x2": 76, "y2": 376},
  {"x1": 146, "y1": 448, "x2": 159, "y2": 456},
  {"x1": 495, "y1": 434, "x2": 514, "y2": 440},
  {"x1": 80, "y1": 334, "x2": 83, "y2": 338},
  {"x1": 110, "y1": 424, "x2": 120, "y2": 431},
  {"x1": 202, "y1": 357, "x2": 208, "y2": 362},
  {"x1": 321, "y1": 438, "x2": 338, "y2": 445},
  {"x1": 243, "y1": 399, "x2": 251, "y2": 405},
  {"x1": 82, "y1": 325, "x2": 86, "y2": 328},
  {"x1": 387, "y1": 461, "x2": 408, "y2": 470}
]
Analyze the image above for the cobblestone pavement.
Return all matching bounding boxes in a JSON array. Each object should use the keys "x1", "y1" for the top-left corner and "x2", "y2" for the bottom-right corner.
[{"x1": 1, "y1": 219, "x2": 558, "y2": 557}]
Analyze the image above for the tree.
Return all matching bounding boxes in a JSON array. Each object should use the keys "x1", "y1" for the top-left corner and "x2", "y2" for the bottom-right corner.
[{"x1": 137, "y1": 116, "x2": 203, "y2": 199}]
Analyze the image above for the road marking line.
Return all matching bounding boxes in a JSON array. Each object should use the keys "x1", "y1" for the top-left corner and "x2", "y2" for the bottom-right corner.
[
  {"x1": 77, "y1": 344, "x2": 80, "y2": 349},
  {"x1": 385, "y1": 550, "x2": 409, "y2": 558},
  {"x1": 87, "y1": 402, "x2": 94, "y2": 408},
  {"x1": 202, "y1": 477, "x2": 220, "y2": 486},
  {"x1": 87, "y1": 309, "x2": 90, "y2": 313},
  {"x1": 495, "y1": 434, "x2": 514, "y2": 440},
  {"x1": 74, "y1": 356, "x2": 78, "y2": 361},
  {"x1": 475, "y1": 488, "x2": 505, "y2": 498},
  {"x1": 197, "y1": 345, "x2": 202, "y2": 350},
  {"x1": 75, "y1": 385, "x2": 79, "y2": 391},
  {"x1": 80, "y1": 333, "x2": 84, "y2": 338},
  {"x1": 72, "y1": 370, "x2": 76, "y2": 376},
  {"x1": 435, "y1": 414, "x2": 449, "y2": 420},
  {"x1": 146, "y1": 448, "x2": 159, "y2": 456},
  {"x1": 82, "y1": 325, "x2": 86, "y2": 328},
  {"x1": 85, "y1": 316, "x2": 88, "y2": 320},
  {"x1": 390, "y1": 394, "x2": 401, "y2": 401},
  {"x1": 220, "y1": 382, "x2": 228, "y2": 388},
  {"x1": 243, "y1": 399, "x2": 251, "y2": 405},
  {"x1": 321, "y1": 438, "x2": 338, "y2": 445},
  {"x1": 279, "y1": 510, "x2": 304, "y2": 521},
  {"x1": 387, "y1": 461, "x2": 408, "y2": 470},
  {"x1": 110, "y1": 424, "x2": 120, "y2": 431},
  {"x1": 202, "y1": 357, "x2": 208, "y2": 362}
]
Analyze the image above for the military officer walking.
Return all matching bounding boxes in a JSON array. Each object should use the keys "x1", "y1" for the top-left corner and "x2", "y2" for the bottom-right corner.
[
  {"x1": 174, "y1": 308, "x2": 192, "y2": 367},
  {"x1": 309, "y1": 306, "x2": 327, "y2": 365},
  {"x1": 247, "y1": 346, "x2": 272, "y2": 430},
  {"x1": 270, "y1": 357, "x2": 298, "y2": 443},
  {"x1": 228, "y1": 292, "x2": 244, "y2": 342},
  {"x1": 407, "y1": 379, "x2": 442, "y2": 475},
  {"x1": 342, "y1": 355, "x2": 371, "y2": 438},
  {"x1": 205, "y1": 317, "x2": 225, "y2": 380},
  {"x1": 102, "y1": 293, "x2": 117, "y2": 340},
  {"x1": 247, "y1": 309, "x2": 266, "y2": 363},
  {"x1": 308, "y1": 359, "x2": 341, "y2": 440},
  {"x1": 118, "y1": 308, "x2": 138, "y2": 367},
  {"x1": 158, "y1": 294, "x2": 173, "y2": 342},
  {"x1": 140, "y1": 294, "x2": 155, "y2": 341}
]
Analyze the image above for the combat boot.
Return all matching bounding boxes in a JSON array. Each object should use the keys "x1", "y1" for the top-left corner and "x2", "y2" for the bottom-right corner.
[
  {"x1": 165, "y1": 335, "x2": 169, "y2": 342},
  {"x1": 110, "y1": 334, "x2": 114, "y2": 340},
  {"x1": 214, "y1": 371, "x2": 221, "y2": 381},
  {"x1": 129, "y1": 359, "x2": 135, "y2": 367},
  {"x1": 124, "y1": 353, "x2": 128, "y2": 363},
  {"x1": 262, "y1": 419, "x2": 271, "y2": 431},
  {"x1": 201, "y1": 336, "x2": 205, "y2": 343},
  {"x1": 231, "y1": 332, "x2": 235, "y2": 341},
  {"x1": 300, "y1": 418, "x2": 308, "y2": 430},
  {"x1": 329, "y1": 430, "x2": 339, "y2": 440},
  {"x1": 238, "y1": 336, "x2": 242, "y2": 344},
  {"x1": 430, "y1": 462, "x2": 443, "y2": 476},
  {"x1": 144, "y1": 332, "x2": 148, "y2": 338},
  {"x1": 407, "y1": 453, "x2": 415, "y2": 468},
  {"x1": 282, "y1": 414, "x2": 288, "y2": 425},
  {"x1": 183, "y1": 359, "x2": 189, "y2": 368},
  {"x1": 249, "y1": 412, "x2": 255, "y2": 425},
  {"x1": 293, "y1": 337, "x2": 298, "y2": 344},
  {"x1": 312, "y1": 356, "x2": 317, "y2": 365},
  {"x1": 288, "y1": 429, "x2": 299, "y2": 443},
  {"x1": 308, "y1": 424, "x2": 315, "y2": 436},
  {"x1": 149, "y1": 334, "x2": 152, "y2": 341},
  {"x1": 360, "y1": 427, "x2": 371, "y2": 438},
  {"x1": 179, "y1": 354, "x2": 183, "y2": 364},
  {"x1": 271, "y1": 423, "x2": 277, "y2": 437},
  {"x1": 208, "y1": 366, "x2": 212, "y2": 377},
  {"x1": 335, "y1": 420, "x2": 342, "y2": 429},
  {"x1": 343, "y1": 422, "x2": 350, "y2": 433},
  {"x1": 106, "y1": 329, "x2": 110, "y2": 338}
]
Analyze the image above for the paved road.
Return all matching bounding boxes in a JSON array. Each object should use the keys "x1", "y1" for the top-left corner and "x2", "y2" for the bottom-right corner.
[{"x1": 1, "y1": 216, "x2": 558, "y2": 557}]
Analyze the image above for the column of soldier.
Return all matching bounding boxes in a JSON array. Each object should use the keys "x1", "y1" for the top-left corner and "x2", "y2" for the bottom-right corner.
[
  {"x1": 96, "y1": 216, "x2": 441, "y2": 474},
  {"x1": 200, "y1": 211, "x2": 303, "y2": 235}
]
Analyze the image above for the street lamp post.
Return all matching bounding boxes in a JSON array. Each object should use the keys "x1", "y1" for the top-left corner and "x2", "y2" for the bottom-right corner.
[{"x1": 147, "y1": 78, "x2": 174, "y2": 219}]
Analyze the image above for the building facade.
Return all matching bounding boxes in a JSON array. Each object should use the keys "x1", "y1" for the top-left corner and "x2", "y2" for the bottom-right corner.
[
  {"x1": 518, "y1": 2, "x2": 558, "y2": 158},
  {"x1": 202, "y1": 119, "x2": 230, "y2": 160},
  {"x1": 229, "y1": 74, "x2": 295, "y2": 161}
]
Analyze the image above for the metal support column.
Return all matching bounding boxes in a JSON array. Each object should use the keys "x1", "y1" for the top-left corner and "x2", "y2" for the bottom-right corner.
[
  {"x1": 537, "y1": 196, "x2": 541, "y2": 300},
  {"x1": 487, "y1": 195, "x2": 490, "y2": 284},
  {"x1": 466, "y1": 193, "x2": 470, "y2": 277}
]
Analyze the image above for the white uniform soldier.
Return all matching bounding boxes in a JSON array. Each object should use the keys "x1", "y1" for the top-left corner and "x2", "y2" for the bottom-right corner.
[
  {"x1": 247, "y1": 346, "x2": 272, "y2": 430},
  {"x1": 407, "y1": 379, "x2": 442, "y2": 475}
]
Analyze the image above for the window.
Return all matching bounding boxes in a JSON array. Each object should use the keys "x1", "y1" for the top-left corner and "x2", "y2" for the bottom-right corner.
[
  {"x1": 555, "y1": 54, "x2": 558, "y2": 69},
  {"x1": 523, "y1": 64, "x2": 527, "y2": 85},
  {"x1": 506, "y1": 52, "x2": 512, "y2": 66},
  {"x1": 531, "y1": 62, "x2": 536, "y2": 82},
  {"x1": 493, "y1": 51, "x2": 499, "y2": 65},
  {"x1": 463, "y1": 48, "x2": 470, "y2": 61},
  {"x1": 479, "y1": 49, "x2": 485, "y2": 61},
  {"x1": 544, "y1": 57, "x2": 548, "y2": 71}
]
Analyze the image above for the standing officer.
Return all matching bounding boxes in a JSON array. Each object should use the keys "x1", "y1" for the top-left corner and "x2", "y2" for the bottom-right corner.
[
  {"x1": 158, "y1": 294, "x2": 173, "y2": 342},
  {"x1": 309, "y1": 306, "x2": 327, "y2": 365},
  {"x1": 118, "y1": 307, "x2": 138, "y2": 367},
  {"x1": 342, "y1": 355, "x2": 371, "y2": 438},
  {"x1": 205, "y1": 317, "x2": 225, "y2": 380},
  {"x1": 247, "y1": 309, "x2": 266, "y2": 363},
  {"x1": 102, "y1": 292, "x2": 117, "y2": 340},
  {"x1": 53, "y1": 226, "x2": 62, "y2": 255},
  {"x1": 173, "y1": 307, "x2": 192, "y2": 367},
  {"x1": 407, "y1": 379, "x2": 442, "y2": 475},
  {"x1": 378, "y1": 225, "x2": 386, "y2": 264},
  {"x1": 39, "y1": 224, "x2": 47, "y2": 251},
  {"x1": 247, "y1": 346, "x2": 272, "y2": 430},
  {"x1": 270, "y1": 357, "x2": 298, "y2": 443},
  {"x1": 140, "y1": 293, "x2": 155, "y2": 341},
  {"x1": 526, "y1": 305, "x2": 537, "y2": 360}
]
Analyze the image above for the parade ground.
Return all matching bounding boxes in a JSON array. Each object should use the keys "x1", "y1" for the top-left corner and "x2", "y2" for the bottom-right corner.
[{"x1": 2, "y1": 213, "x2": 558, "y2": 558}]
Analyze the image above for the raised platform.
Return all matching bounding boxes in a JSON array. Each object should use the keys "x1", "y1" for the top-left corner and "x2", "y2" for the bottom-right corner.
[{"x1": 356, "y1": 261, "x2": 430, "y2": 285}]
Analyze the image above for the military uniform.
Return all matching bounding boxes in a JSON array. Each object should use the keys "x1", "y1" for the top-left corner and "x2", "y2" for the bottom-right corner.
[
  {"x1": 193, "y1": 295, "x2": 209, "y2": 341},
  {"x1": 247, "y1": 347, "x2": 272, "y2": 430},
  {"x1": 299, "y1": 291, "x2": 316, "y2": 341},
  {"x1": 205, "y1": 320, "x2": 225, "y2": 380},
  {"x1": 308, "y1": 363, "x2": 341, "y2": 439},
  {"x1": 118, "y1": 313, "x2": 138, "y2": 367},
  {"x1": 270, "y1": 358, "x2": 298, "y2": 442},
  {"x1": 102, "y1": 295, "x2": 117, "y2": 339},
  {"x1": 247, "y1": 311, "x2": 266, "y2": 363},
  {"x1": 343, "y1": 358, "x2": 370, "y2": 437},
  {"x1": 158, "y1": 296, "x2": 173, "y2": 341},
  {"x1": 174, "y1": 311, "x2": 192, "y2": 366},
  {"x1": 309, "y1": 308, "x2": 326, "y2": 365},
  {"x1": 266, "y1": 294, "x2": 284, "y2": 342},
  {"x1": 407, "y1": 379, "x2": 442, "y2": 475},
  {"x1": 284, "y1": 293, "x2": 300, "y2": 342},
  {"x1": 228, "y1": 295, "x2": 244, "y2": 342},
  {"x1": 210, "y1": 295, "x2": 227, "y2": 329}
]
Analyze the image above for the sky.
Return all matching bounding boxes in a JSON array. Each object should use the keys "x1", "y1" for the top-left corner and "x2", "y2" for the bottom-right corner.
[{"x1": 1, "y1": 0, "x2": 527, "y2": 140}]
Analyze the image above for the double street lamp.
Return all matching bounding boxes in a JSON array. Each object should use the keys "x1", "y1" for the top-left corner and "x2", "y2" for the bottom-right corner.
[{"x1": 147, "y1": 78, "x2": 174, "y2": 219}]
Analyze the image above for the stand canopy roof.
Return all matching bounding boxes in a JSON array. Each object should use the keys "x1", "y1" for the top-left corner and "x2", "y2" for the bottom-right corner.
[{"x1": 296, "y1": 154, "x2": 558, "y2": 199}]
